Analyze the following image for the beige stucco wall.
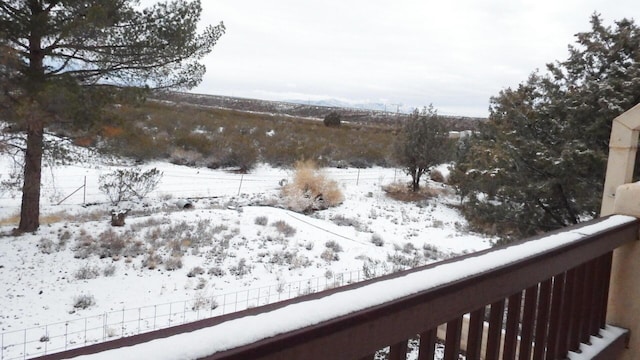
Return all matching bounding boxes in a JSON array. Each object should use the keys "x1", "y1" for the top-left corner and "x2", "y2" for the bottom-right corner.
[{"x1": 602, "y1": 103, "x2": 640, "y2": 360}]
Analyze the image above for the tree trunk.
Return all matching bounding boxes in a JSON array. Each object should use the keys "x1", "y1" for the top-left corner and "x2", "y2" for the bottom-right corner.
[
  {"x1": 18, "y1": 123, "x2": 44, "y2": 232},
  {"x1": 18, "y1": 1, "x2": 46, "y2": 232},
  {"x1": 411, "y1": 169, "x2": 421, "y2": 192}
]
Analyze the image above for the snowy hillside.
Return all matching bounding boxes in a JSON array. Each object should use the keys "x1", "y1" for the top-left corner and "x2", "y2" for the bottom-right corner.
[{"x1": 0, "y1": 140, "x2": 493, "y2": 359}]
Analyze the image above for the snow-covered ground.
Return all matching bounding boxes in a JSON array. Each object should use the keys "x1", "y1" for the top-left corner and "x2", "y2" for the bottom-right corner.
[{"x1": 0, "y1": 143, "x2": 493, "y2": 359}]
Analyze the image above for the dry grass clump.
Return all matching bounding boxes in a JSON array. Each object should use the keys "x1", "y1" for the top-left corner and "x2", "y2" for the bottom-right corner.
[
  {"x1": 281, "y1": 160, "x2": 344, "y2": 213},
  {"x1": 0, "y1": 215, "x2": 19, "y2": 227},
  {"x1": 382, "y1": 182, "x2": 448, "y2": 202}
]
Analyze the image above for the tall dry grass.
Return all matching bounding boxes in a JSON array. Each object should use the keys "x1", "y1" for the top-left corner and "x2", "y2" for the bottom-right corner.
[{"x1": 281, "y1": 160, "x2": 344, "y2": 213}]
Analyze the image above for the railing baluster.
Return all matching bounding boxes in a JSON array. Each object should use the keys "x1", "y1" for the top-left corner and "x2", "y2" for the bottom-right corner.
[
  {"x1": 504, "y1": 291, "x2": 523, "y2": 359},
  {"x1": 599, "y1": 252, "x2": 613, "y2": 329},
  {"x1": 388, "y1": 340, "x2": 408, "y2": 360},
  {"x1": 444, "y1": 317, "x2": 462, "y2": 360},
  {"x1": 590, "y1": 254, "x2": 605, "y2": 336},
  {"x1": 519, "y1": 285, "x2": 538, "y2": 360},
  {"x1": 581, "y1": 258, "x2": 597, "y2": 343},
  {"x1": 466, "y1": 308, "x2": 485, "y2": 359},
  {"x1": 557, "y1": 268, "x2": 576, "y2": 357},
  {"x1": 533, "y1": 279, "x2": 552, "y2": 360},
  {"x1": 568, "y1": 263, "x2": 587, "y2": 351},
  {"x1": 486, "y1": 299, "x2": 505, "y2": 360},
  {"x1": 546, "y1": 273, "x2": 566, "y2": 360},
  {"x1": 417, "y1": 329, "x2": 436, "y2": 360}
]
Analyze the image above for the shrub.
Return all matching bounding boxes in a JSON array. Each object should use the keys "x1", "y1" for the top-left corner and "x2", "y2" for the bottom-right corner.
[
  {"x1": 281, "y1": 160, "x2": 344, "y2": 213},
  {"x1": 103, "y1": 263, "x2": 117, "y2": 277},
  {"x1": 73, "y1": 294, "x2": 95, "y2": 309},
  {"x1": 73, "y1": 231, "x2": 98, "y2": 259},
  {"x1": 330, "y1": 215, "x2": 364, "y2": 231},
  {"x1": 164, "y1": 255, "x2": 183, "y2": 271},
  {"x1": 187, "y1": 266, "x2": 205, "y2": 277},
  {"x1": 229, "y1": 258, "x2": 251, "y2": 277},
  {"x1": 254, "y1": 216, "x2": 268, "y2": 226},
  {"x1": 430, "y1": 169, "x2": 446, "y2": 183},
  {"x1": 320, "y1": 248, "x2": 340, "y2": 262},
  {"x1": 325, "y1": 240, "x2": 344, "y2": 253},
  {"x1": 99, "y1": 167, "x2": 163, "y2": 205},
  {"x1": 323, "y1": 111, "x2": 342, "y2": 127},
  {"x1": 272, "y1": 220, "x2": 297, "y2": 237},
  {"x1": 98, "y1": 229, "x2": 128, "y2": 258},
  {"x1": 38, "y1": 237, "x2": 56, "y2": 254},
  {"x1": 208, "y1": 266, "x2": 225, "y2": 277},
  {"x1": 371, "y1": 233, "x2": 384, "y2": 247},
  {"x1": 142, "y1": 251, "x2": 163, "y2": 270},
  {"x1": 75, "y1": 264, "x2": 100, "y2": 280}
]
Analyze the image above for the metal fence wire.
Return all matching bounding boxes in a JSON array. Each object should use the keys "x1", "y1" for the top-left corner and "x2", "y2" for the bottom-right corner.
[{"x1": 1, "y1": 264, "x2": 395, "y2": 360}]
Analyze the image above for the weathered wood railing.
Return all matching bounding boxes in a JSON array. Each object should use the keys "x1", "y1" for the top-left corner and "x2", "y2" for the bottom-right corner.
[{"x1": 37, "y1": 215, "x2": 639, "y2": 360}]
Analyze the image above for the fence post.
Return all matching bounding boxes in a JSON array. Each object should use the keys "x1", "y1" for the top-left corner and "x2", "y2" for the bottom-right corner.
[
  {"x1": 83, "y1": 176, "x2": 86, "y2": 205},
  {"x1": 237, "y1": 174, "x2": 244, "y2": 196},
  {"x1": 356, "y1": 169, "x2": 360, "y2": 186}
]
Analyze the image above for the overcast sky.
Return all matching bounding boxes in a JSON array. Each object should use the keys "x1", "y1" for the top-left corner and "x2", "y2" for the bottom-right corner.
[{"x1": 191, "y1": 1, "x2": 640, "y2": 117}]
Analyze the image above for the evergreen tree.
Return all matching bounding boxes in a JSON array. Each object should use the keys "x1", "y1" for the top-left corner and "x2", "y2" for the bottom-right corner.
[
  {"x1": 323, "y1": 111, "x2": 342, "y2": 127},
  {"x1": 451, "y1": 14, "x2": 640, "y2": 241},
  {"x1": 394, "y1": 106, "x2": 451, "y2": 192},
  {"x1": 0, "y1": 0, "x2": 225, "y2": 232}
]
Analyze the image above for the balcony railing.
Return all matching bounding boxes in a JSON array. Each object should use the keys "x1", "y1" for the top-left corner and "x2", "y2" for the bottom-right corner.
[{"x1": 34, "y1": 214, "x2": 638, "y2": 360}]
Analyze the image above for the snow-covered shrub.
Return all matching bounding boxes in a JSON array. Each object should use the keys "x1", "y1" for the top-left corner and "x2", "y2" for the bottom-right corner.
[
  {"x1": 164, "y1": 255, "x2": 183, "y2": 271},
  {"x1": 320, "y1": 248, "x2": 340, "y2": 262},
  {"x1": 254, "y1": 216, "x2": 268, "y2": 226},
  {"x1": 229, "y1": 258, "x2": 251, "y2": 278},
  {"x1": 325, "y1": 240, "x2": 343, "y2": 253},
  {"x1": 281, "y1": 160, "x2": 344, "y2": 213},
  {"x1": 142, "y1": 251, "x2": 162, "y2": 270},
  {"x1": 98, "y1": 167, "x2": 163, "y2": 205},
  {"x1": 371, "y1": 233, "x2": 384, "y2": 247},
  {"x1": 73, "y1": 294, "x2": 95, "y2": 309},
  {"x1": 423, "y1": 244, "x2": 446, "y2": 261},
  {"x1": 321, "y1": 241, "x2": 343, "y2": 262},
  {"x1": 57, "y1": 230, "x2": 71, "y2": 249},
  {"x1": 387, "y1": 252, "x2": 424, "y2": 270},
  {"x1": 75, "y1": 265, "x2": 100, "y2": 280},
  {"x1": 330, "y1": 215, "x2": 364, "y2": 231},
  {"x1": 402, "y1": 242, "x2": 417, "y2": 254},
  {"x1": 272, "y1": 220, "x2": 297, "y2": 237},
  {"x1": 195, "y1": 277, "x2": 207, "y2": 290},
  {"x1": 208, "y1": 266, "x2": 225, "y2": 277},
  {"x1": 103, "y1": 264, "x2": 116, "y2": 277},
  {"x1": 38, "y1": 237, "x2": 56, "y2": 254},
  {"x1": 97, "y1": 229, "x2": 128, "y2": 258},
  {"x1": 73, "y1": 231, "x2": 98, "y2": 259},
  {"x1": 269, "y1": 250, "x2": 312, "y2": 269},
  {"x1": 187, "y1": 266, "x2": 205, "y2": 277}
]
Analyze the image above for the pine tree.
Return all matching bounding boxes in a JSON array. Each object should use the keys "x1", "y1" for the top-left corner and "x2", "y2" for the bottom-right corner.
[
  {"x1": 0, "y1": 1, "x2": 224, "y2": 232},
  {"x1": 451, "y1": 14, "x2": 640, "y2": 241}
]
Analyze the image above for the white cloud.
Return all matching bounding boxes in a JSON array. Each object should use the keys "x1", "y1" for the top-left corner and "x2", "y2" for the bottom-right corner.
[{"x1": 193, "y1": 0, "x2": 640, "y2": 117}]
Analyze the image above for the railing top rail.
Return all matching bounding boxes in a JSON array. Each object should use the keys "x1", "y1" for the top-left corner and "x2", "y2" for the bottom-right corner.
[{"x1": 37, "y1": 215, "x2": 640, "y2": 360}]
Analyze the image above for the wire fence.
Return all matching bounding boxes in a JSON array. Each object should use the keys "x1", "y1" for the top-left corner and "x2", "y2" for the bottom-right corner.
[
  {"x1": 0, "y1": 166, "x2": 405, "y2": 359},
  {"x1": 0, "y1": 264, "x2": 395, "y2": 360},
  {"x1": 0, "y1": 167, "x2": 402, "y2": 210}
]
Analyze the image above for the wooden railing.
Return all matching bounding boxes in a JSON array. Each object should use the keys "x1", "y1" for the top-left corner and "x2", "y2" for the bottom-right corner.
[{"x1": 36, "y1": 215, "x2": 639, "y2": 360}]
